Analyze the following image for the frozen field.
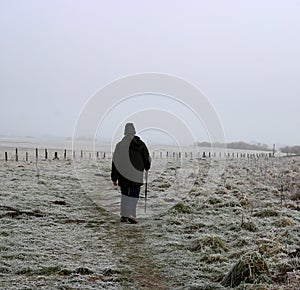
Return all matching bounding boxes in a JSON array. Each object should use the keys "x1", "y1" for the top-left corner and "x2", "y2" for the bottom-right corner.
[{"x1": 0, "y1": 146, "x2": 299, "y2": 289}]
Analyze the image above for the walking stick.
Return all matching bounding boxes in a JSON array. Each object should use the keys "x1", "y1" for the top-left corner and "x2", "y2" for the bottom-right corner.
[{"x1": 144, "y1": 170, "x2": 148, "y2": 213}]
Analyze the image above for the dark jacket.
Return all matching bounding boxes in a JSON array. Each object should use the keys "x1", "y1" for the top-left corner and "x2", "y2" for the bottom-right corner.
[{"x1": 111, "y1": 135, "x2": 151, "y2": 187}]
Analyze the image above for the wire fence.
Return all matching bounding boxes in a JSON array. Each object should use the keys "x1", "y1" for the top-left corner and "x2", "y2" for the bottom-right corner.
[{"x1": 0, "y1": 147, "x2": 274, "y2": 162}]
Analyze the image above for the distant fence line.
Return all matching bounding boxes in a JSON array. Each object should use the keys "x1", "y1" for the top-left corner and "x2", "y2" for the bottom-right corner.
[
  {"x1": 1, "y1": 148, "x2": 274, "y2": 162},
  {"x1": 1, "y1": 148, "x2": 111, "y2": 162}
]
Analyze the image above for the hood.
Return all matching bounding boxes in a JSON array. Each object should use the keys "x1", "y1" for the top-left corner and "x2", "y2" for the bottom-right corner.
[{"x1": 122, "y1": 135, "x2": 143, "y2": 151}]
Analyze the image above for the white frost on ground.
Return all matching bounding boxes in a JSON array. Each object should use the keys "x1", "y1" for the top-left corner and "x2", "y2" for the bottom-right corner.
[{"x1": 0, "y1": 149, "x2": 300, "y2": 289}]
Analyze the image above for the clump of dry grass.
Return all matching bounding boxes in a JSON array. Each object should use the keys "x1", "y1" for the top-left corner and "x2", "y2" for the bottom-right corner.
[
  {"x1": 221, "y1": 251, "x2": 271, "y2": 287},
  {"x1": 171, "y1": 202, "x2": 192, "y2": 214},
  {"x1": 207, "y1": 196, "x2": 222, "y2": 205},
  {"x1": 241, "y1": 221, "x2": 259, "y2": 232},
  {"x1": 253, "y1": 209, "x2": 279, "y2": 218},
  {"x1": 240, "y1": 197, "x2": 250, "y2": 207},
  {"x1": 189, "y1": 235, "x2": 228, "y2": 253},
  {"x1": 258, "y1": 239, "x2": 284, "y2": 256},
  {"x1": 273, "y1": 218, "x2": 293, "y2": 227}
]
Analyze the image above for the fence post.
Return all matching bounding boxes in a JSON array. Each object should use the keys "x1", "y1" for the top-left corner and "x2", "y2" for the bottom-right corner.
[
  {"x1": 36, "y1": 148, "x2": 38, "y2": 160},
  {"x1": 53, "y1": 152, "x2": 59, "y2": 160},
  {"x1": 73, "y1": 151, "x2": 75, "y2": 159},
  {"x1": 45, "y1": 149, "x2": 48, "y2": 160},
  {"x1": 81, "y1": 150, "x2": 83, "y2": 159},
  {"x1": 64, "y1": 149, "x2": 67, "y2": 160},
  {"x1": 15, "y1": 148, "x2": 18, "y2": 162},
  {"x1": 5, "y1": 152, "x2": 8, "y2": 162},
  {"x1": 25, "y1": 152, "x2": 28, "y2": 162}
]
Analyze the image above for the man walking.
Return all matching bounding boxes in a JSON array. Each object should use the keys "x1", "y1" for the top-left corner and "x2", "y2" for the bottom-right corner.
[{"x1": 111, "y1": 123, "x2": 151, "y2": 223}]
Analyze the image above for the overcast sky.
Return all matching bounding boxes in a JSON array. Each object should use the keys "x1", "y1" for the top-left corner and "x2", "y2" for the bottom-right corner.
[{"x1": 1, "y1": 0, "x2": 299, "y2": 146}]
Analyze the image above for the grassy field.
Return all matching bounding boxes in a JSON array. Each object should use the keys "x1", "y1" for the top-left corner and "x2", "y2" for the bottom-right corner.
[{"x1": 0, "y1": 152, "x2": 299, "y2": 289}]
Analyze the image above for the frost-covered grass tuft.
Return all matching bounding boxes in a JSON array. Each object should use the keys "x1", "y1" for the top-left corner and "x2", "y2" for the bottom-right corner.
[
  {"x1": 171, "y1": 202, "x2": 192, "y2": 214},
  {"x1": 221, "y1": 251, "x2": 271, "y2": 287}
]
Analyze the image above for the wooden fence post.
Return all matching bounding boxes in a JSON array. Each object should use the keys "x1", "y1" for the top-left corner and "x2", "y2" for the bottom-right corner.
[
  {"x1": 15, "y1": 148, "x2": 18, "y2": 162},
  {"x1": 5, "y1": 152, "x2": 8, "y2": 162},
  {"x1": 64, "y1": 149, "x2": 67, "y2": 160},
  {"x1": 36, "y1": 148, "x2": 38, "y2": 160},
  {"x1": 53, "y1": 152, "x2": 59, "y2": 160},
  {"x1": 25, "y1": 152, "x2": 28, "y2": 162}
]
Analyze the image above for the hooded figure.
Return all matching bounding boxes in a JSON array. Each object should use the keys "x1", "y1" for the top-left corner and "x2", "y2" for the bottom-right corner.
[{"x1": 111, "y1": 123, "x2": 151, "y2": 223}]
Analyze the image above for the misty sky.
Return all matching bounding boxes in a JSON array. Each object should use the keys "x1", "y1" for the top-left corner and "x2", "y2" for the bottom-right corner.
[{"x1": 1, "y1": 0, "x2": 300, "y2": 146}]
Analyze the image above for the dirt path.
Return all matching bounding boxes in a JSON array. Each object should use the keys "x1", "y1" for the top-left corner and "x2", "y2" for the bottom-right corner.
[
  {"x1": 90, "y1": 205, "x2": 169, "y2": 289},
  {"x1": 73, "y1": 159, "x2": 175, "y2": 288}
]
